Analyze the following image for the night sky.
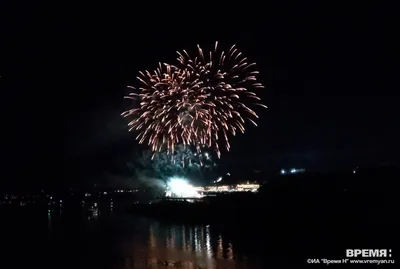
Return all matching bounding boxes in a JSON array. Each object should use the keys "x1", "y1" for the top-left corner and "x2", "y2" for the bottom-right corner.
[{"x1": 1, "y1": 3, "x2": 398, "y2": 189}]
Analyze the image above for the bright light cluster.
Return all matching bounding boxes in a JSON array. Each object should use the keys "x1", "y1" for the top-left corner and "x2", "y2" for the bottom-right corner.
[
  {"x1": 121, "y1": 42, "x2": 267, "y2": 159},
  {"x1": 166, "y1": 177, "x2": 203, "y2": 198}
]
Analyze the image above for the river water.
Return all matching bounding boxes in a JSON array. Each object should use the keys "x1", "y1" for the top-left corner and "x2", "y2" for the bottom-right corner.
[
  {"x1": 2, "y1": 210, "x2": 268, "y2": 269},
  {"x1": 2, "y1": 207, "x2": 397, "y2": 268}
]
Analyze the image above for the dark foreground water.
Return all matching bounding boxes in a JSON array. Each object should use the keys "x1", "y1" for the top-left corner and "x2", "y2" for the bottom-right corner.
[
  {"x1": 2, "y1": 207, "x2": 398, "y2": 268},
  {"x1": 2, "y1": 210, "x2": 267, "y2": 269}
]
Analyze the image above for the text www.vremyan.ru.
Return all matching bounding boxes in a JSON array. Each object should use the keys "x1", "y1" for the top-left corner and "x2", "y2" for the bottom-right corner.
[{"x1": 350, "y1": 259, "x2": 394, "y2": 264}]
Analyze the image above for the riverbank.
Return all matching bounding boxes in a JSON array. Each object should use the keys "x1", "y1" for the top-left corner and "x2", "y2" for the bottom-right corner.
[
  {"x1": 130, "y1": 165, "x2": 400, "y2": 229},
  {"x1": 131, "y1": 191, "x2": 399, "y2": 228}
]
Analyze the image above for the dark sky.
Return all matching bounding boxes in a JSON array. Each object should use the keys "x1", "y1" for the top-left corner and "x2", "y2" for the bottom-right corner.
[{"x1": 1, "y1": 3, "x2": 398, "y2": 189}]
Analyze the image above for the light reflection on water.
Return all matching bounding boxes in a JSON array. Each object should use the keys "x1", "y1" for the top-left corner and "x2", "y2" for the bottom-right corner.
[
  {"x1": 6, "y1": 209, "x2": 263, "y2": 269},
  {"x1": 115, "y1": 217, "x2": 260, "y2": 269}
]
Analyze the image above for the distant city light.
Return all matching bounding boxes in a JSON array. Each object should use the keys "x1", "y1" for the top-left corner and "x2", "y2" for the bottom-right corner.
[
  {"x1": 194, "y1": 182, "x2": 260, "y2": 194},
  {"x1": 281, "y1": 168, "x2": 305, "y2": 175}
]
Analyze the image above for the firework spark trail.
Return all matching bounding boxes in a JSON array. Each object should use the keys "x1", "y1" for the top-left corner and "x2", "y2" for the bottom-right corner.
[{"x1": 121, "y1": 41, "x2": 267, "y2": 159}]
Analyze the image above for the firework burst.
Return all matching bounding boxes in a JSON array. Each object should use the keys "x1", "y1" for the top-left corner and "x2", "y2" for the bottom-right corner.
[{"x1": 121, "y1": 41, "x2": 267, "y2": 159}]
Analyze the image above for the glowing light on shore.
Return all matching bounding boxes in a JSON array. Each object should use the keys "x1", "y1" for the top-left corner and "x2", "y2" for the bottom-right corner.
[{"x1": 166, "y1": 177, "x2": 203, "y2": 198}]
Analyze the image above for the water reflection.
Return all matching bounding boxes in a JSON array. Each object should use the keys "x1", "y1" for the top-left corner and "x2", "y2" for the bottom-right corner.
[
  {"x1": 115, "y1": 218, "x2": 259, "y2": 269},
  {"x1": 22, "y1": 206, "x2": 261, "y2": 269},
  {"x1": 47, "y1": 213, "x2": 52, "y2": 230}
]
